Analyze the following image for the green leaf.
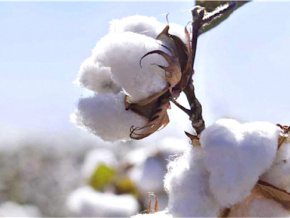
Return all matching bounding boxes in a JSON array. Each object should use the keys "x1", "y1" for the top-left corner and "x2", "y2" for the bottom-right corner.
[
  {"x1": 195, "y1": 0, "x2": 250, "y2": 35},
  {"x1": 115, "y1": 177, "x2": 139, "y2": 197},
  {"x1": 89, "y1": 164, "x2": 116, "y2": 191}
]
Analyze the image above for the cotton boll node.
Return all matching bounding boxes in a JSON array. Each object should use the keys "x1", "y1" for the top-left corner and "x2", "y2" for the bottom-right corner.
[
  {"x1": 200, "y1": 119, "x2": 281, "y2": 207},
  {"x1": 71, "y1": 92, "x2": 147, "y2": 141}
]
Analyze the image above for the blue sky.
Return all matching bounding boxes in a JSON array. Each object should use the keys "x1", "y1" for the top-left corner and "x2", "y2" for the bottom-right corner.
[{"x1": 0, "y1": 2, "x2": 289, "y2": 139}]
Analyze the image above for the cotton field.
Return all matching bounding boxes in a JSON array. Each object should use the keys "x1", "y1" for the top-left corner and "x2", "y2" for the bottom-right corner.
[{"x1": 1, "y1": 1, "x2": 290, "y2": 217}]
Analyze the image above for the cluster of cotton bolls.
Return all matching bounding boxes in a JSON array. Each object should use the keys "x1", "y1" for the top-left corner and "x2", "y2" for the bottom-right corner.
[
  {"x1": 66, "y1": 136, "x2": 190, "y2": 217},
  {"x1": 133, "y1": 119, "x2": 290, "y2": 217},
  {"x1": 71, "y1": 15, "x2": 188, "y2": 142}
]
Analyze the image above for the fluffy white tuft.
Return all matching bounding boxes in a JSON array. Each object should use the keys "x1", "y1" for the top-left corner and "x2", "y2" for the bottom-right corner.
[
  {"x1": 132, "y1": 210, "x2": 172, "y2": 218},
  {"x1": 71, "y1": 92, "x2": 147, "y2": 141},
  {"x1": 109, "y1": 15, "x2": 187, "y2": 43},
  {"x1": 0, "y1": 201, "x2": 41, "y2": 217},
  {"x1": 110, "y1": 15, "x2": 164, "y2": 38},
  {"x1": 164, "y1": 146, "x2": 221, "y2": 217},
  {"x1": 261, "y1": 142, "x2": 290, "y2": 192},
  {"x1": 200, "y1": 119, "x2": 281, "y2": 207},
  {"x1": 92, "y1": 32, "x2": 168, "y2": 101},
  {"x1": 67, "y1": 186, "x2": 139, "y2": 217},
  {"x1": 75, "y1": 58, "x2": 121, "y2": 94}
]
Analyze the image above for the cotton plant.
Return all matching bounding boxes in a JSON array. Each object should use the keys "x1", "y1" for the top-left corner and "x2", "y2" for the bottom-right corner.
[{"x1": 72, "y1": 1, "x2": 290, "y2": 217}]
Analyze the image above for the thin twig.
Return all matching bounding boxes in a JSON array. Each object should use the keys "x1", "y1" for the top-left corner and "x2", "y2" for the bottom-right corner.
[{"x1": 182, "y1": 7, "x2": 206, "y2": 135}]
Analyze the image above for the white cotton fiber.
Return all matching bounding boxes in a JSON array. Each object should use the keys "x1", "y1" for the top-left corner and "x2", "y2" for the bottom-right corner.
[
  {"x1": 110, "y1": 15, "x2": 188, "y2": 44},
  {"x1": 82, "y1": 148, "x2": 117, "y2": 179},
  {"x1": 92, "y1": 32, "x2": 168, "y2": 101},
  {"x1": 0, "y1": 201, "x2": 41, "y2": 217},
  {"x1": 67, "y1": 186, "x2": 139, "y2": 217},
  {"x1": 71, "y1": 92, "x2": 147, "y2": 141},
  {"x1": 261, "y1": 142, "x2": 290, "y2": 192},
  {"x1": 110, "y1": 15, "x2": 164, "y2": 39},
  {"x1": 200, "y1": 119, "x2": 281, "y2": 207},
  {"x1": 75, "y1": 58, "x2": 121, "y2": 94},
  {"x1": 132, "y1": 210, "x2": 172, "y2": 218},
  {"x1": 164, "y1": 146, "x2": 221, "y2": 217}
]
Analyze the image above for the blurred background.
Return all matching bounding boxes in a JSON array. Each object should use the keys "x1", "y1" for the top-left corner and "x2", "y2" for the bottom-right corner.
[{"x1": 0, "y1": 1, "x2": 289, "y2": 216}]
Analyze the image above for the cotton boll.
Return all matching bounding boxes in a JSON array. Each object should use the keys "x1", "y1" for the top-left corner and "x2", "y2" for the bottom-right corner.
[
  {"x1": 132, "y1": 210, "x2": 172, "y2": 218},
  {"x1": 261, "y1": 142, "x2": 290, "y2": 192},
  {"x1": 229, "y1": 197, "x2": 290, "y2": 217},
  {"x1": 67, "y1": 186, "x2": 139, "y2": 217},
  {"x1": 200, "y1": 119, "x2": 281, "y2": 207},
  {"x1": 82, "y1": 148, "x2": 117, "y2": 179},
  {"x1": 71, "y1": 92, "x2": 147, "y2": 141},
  {"x1": 164, "y1": 146, "x2": 221, "y2": 217},
  {"x1": 92, "y1": 32, "x2": 168, "y2": 102},
  {"x1": 75, "y1": 58, "x2": 121, "y2": 94},
  {"x1": 110, "y1": 15, "x2": 164, "y2": 38},
  {"x1": 0, "y1": 201, "x2": 41, "y2": 217}
]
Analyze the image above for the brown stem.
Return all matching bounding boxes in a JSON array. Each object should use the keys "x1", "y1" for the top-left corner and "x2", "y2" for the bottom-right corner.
[
  {"x1": 184, "y1": 82, "x2": 205, "y2": 135},
  {"x1": 182, "y1": 7, "x2": 206, "y2": 135},
  {"x1": 184, "y1": 3, "x2": 239, "y2": 135}
]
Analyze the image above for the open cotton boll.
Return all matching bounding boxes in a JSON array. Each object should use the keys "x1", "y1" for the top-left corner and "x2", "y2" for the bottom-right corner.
[
  {"x1": 110, "y1": 15, "x2": 164, "y2": 38},
  {"x1": 132, "y1": 210, "x2": 172, "y2": 218},
  {"x1": 82, "y1": 148, "x2": 117, "y2": 179},
  {"x1": 71, "y1": 92, "x2": 147, "y2": 141},
  {"x1": 0, "y1": 201, "x2": 41, "y2": 217},
  {"x1": 75, "y1": 58, "x2": 121, "y2": 94},
  {"x1": 261, "y1": 142, "x2": 290, "y2": 192},
  {"x1": 229, "y1": 197, "x2": 290, "y2": 217},
  {"x1": 200, "y1": 119, "x2": 281, "y2": 207},
  {"x1": 164, "y1": 146, "x2": 221, "y2": 217},
  {"x1": 92, "y1": 32, "x2": 168, "y2": 102},
  {"x1": 67, "y1": 186, "x2": 139, "y2": 217}
]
